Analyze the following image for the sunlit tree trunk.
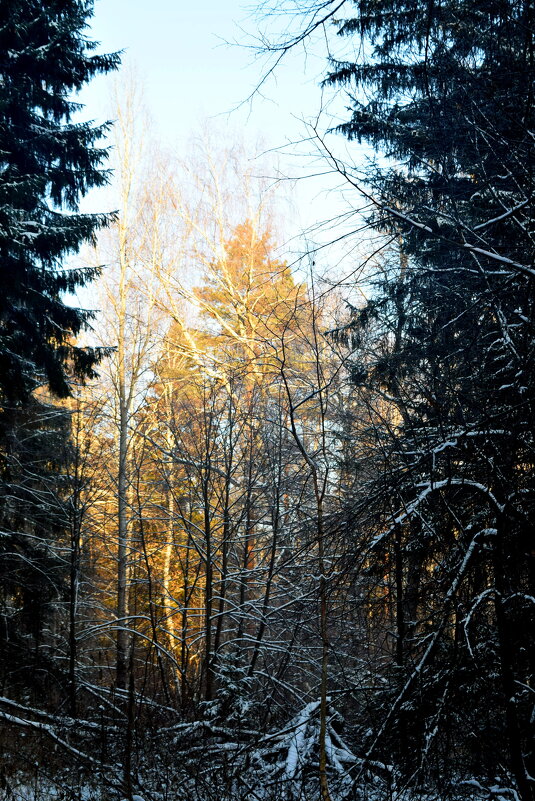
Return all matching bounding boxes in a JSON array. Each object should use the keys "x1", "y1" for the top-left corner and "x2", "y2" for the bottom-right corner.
[
  {"x1": 91, "y1": 81, "x2": 166, "y2": 691},
  {"x1": 116, "y1": 231, "x2": 130, "y2": 692},
  {"x1": 67, "y1": 398, "x2": 83, "y2": 717}
]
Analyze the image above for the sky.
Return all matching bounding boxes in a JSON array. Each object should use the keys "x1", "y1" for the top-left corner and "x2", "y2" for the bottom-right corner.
[
  {"x1": 78, "y1": 0, "x2": 372, "y2": 283},
  {"x1": 81, "y1": 1, "x2": 333, "y2": 159}
]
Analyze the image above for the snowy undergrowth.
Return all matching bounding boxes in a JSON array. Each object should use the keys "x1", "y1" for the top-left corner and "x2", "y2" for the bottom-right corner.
[{"x1": 2, "y1": 699, "x2": 522, "y2": 801}]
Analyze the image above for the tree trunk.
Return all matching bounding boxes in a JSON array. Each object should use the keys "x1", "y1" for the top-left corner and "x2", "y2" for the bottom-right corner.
[
  {"x1": 116, "y1": 391, "x2": 129, "y2": 692},
  {"x1": 493, "y1": 510, "x2": 534, "y2": 801}
]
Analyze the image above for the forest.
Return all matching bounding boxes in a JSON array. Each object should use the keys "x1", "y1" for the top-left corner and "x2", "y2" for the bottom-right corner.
[{"x1": 0, "y1": 1, "x2": 534, "y2": 801}]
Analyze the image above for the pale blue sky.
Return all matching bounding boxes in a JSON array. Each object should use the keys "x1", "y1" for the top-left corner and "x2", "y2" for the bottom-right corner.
[
  {"x1": 82, "y1": 0, "x2": 331, "y2": 149},
  {"x1": 78, "y1": 0, "x2": 371, "y2": 280}
]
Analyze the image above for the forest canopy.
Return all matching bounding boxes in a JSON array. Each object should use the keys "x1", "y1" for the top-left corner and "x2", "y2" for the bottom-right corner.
[{"x1": 0, "y1": 3, "x2": 533, "y2": 801}]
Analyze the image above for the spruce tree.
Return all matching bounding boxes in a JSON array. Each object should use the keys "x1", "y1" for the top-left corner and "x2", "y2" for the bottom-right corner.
[
  {"x1": 0, "y1": 0, "x2": 119, "y2": 400},
  {"x1": 294, "y1": 0, "x2": 535, "y2": 795},
  {"x1": 0, "y1": 1, "x2": 118, "y2": 716}
]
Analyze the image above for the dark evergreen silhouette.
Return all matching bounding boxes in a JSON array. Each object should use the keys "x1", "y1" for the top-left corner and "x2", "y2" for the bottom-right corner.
[
  {"x1": 0, "y1": 0, "x2": 118, "y2": 722},
  {"x1": 0, "y1": 0, "x2": 120, "y2": 400},
  {"x1": 323, "y1": 0, "x2": 535, "y2": 796}
]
